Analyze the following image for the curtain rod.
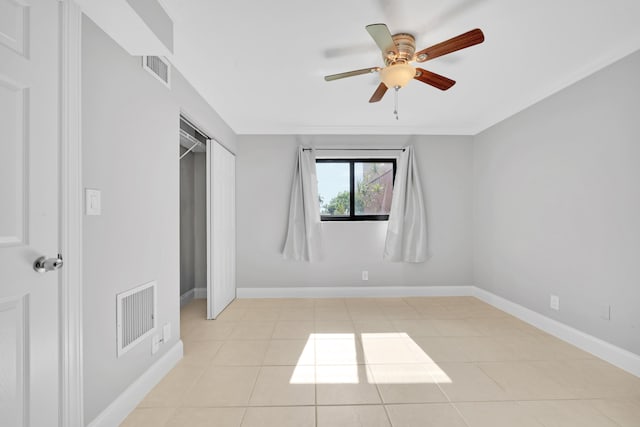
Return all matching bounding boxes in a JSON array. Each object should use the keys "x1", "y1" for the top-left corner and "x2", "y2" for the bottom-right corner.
[{"x1": 302, "y1": 148, "x2": 405, "y2": 152}]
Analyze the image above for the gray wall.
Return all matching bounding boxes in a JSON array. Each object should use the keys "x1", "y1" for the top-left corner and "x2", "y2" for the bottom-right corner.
[
  {"x1": 179, "y1": 149, "x2": 207, "y2": 296},
  {"x1": 473, "y1": 50, "x2": 640, "y2": 355},
  {"x1": 82, "y1": 16, "x2": 236, "y2": 423},
  {"x1": 179, "y1": 147, "x2": 195, "y2": 295},
  {"x1": 237, "y1": 135, "x2": 473, "y2": 289},
  {"x1": 193, "y1": 154, "x2": 207, "y2": 290}
]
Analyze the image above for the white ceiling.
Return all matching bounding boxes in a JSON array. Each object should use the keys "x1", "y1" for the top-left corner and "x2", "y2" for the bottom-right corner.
[{"x1": 159, "y1": 0, "x2": 640, "y2": 135}]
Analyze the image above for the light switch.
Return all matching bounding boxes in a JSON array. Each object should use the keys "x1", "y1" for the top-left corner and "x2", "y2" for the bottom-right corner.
[{"x1": 85, "y1": 189, "x2": 101, "y2": 215}]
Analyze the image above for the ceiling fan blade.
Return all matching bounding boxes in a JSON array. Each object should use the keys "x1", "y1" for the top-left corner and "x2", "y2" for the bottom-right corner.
[
  {"x1": 324, "y1": 67, "x2": 380, "y2": 81},
  {"x1": 415, "y1": 28, "x2": 484, "y2": 62},
  {"x1": 365, "y1": 23, "x2": 398, "y2": 56},
  {"x1": 414, "y1": 68, "x2": 456, "y2": 90},
  {"x1": 369, "y1": 83, "x2": 388, "y2": 103}
]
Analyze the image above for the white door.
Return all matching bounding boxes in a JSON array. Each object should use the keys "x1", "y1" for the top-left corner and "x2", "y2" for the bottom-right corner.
[
  {"x1": 206, "y1": 140, "x2": 236, "y2": 319},
  {"x1": 0, "y1": 0, "x2": 61, "y2": 425}
]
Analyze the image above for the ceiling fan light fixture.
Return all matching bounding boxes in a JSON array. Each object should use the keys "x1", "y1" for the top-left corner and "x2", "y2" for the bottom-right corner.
[{"x1": 380, "y1": 63, "x2": 415, "y2": 88}]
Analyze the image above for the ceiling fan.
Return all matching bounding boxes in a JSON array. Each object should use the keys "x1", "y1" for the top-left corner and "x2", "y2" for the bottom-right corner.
[{"x1": 324, "y1": 24, "x2": 484, "y2": 105}]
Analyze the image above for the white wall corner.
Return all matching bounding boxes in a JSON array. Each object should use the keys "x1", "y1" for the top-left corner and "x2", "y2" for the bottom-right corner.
[
  {"x1": 126, "y1": 0, "x2": 173, "y2": 52},
  {"x1": 75, "y1": 0, "x2": 172, "y2": 55},
  {"x1": 86, "y1": 340, "x2": 183, "y2": 427},
  {"x1": 473, "y1": 287, "x2": 640, "y2": 378},
  {"x1": 194, "y1": 287, "x2": 207, "y2": 299}
]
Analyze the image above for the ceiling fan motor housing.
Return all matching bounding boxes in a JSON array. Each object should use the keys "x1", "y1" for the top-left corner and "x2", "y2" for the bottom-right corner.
[{"x1": 384, "y1": 33, "x2": 416, "y2": 65}]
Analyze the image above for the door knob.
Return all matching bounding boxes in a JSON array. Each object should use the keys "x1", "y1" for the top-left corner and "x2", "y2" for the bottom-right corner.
[{"x1": 33, "y1": 254, "x2": 64, "y2": 273}]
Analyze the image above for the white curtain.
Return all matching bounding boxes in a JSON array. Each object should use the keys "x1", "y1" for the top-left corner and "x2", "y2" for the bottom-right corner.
[
  {"x1": 282, "y1": 146, "x2": 323, "y2": 261},
  {"x1": 384, "y1": 146, "x2": 428, "y2": 262}
]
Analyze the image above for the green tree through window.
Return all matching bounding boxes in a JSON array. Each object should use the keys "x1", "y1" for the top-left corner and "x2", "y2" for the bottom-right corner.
[{"x1": 324, "y1": 190, "x2": 350, "y2": 215}]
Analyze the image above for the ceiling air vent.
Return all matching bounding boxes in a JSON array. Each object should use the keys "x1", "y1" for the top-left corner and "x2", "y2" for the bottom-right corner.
[{"x1": 142, "y1": 56, "x2": 171, "y2": 88}]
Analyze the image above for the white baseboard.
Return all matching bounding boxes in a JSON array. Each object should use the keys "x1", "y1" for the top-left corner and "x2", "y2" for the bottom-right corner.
[
  {"x1": 194, "y1": 287, "x2": 206, "y2": 299},
  {"x1": 180, "y1": 289, "x2": 194, "y2": 307},
  {"x1": 87, "y1": 340, "x2": 184, "y2": 427},
  {"x1": 237, "y1": 285, "x2": 474, "y2": 299},
  {"x1": 474, "y1": 287, "x2": 640, "y2": 378}
]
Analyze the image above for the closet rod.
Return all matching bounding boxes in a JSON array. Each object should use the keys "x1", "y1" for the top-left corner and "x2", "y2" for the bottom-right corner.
[{"x1": 302, "y1": 148, "x2": 405, "y2": 152}]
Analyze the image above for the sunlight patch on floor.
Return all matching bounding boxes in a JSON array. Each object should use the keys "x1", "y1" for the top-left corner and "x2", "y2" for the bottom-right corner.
[
  {"x1": 289, "y1": 332, "x2": 451, "y2": 384},
  {"x1": 316, "y1": 365, "x2": 360, "y2": 384}
]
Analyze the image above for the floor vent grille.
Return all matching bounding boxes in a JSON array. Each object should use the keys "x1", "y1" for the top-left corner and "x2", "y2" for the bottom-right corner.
[{"x1": 116, "y1": 281, "x2": 157, "y2": 357}]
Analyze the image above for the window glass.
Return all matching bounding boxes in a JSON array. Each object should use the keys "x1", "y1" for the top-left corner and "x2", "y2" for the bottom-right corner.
[
  {"x1": 316, "y1": 159, "x2": 396, "y2": 221},
  {"x1": 317, "y1": 161, "x2": 350, "y2": 217},
  {"x1": 354, "y1": 162, "x2": 394, "y2": 216}
]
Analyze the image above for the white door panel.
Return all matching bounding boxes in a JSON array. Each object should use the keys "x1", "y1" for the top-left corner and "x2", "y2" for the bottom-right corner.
[
  {"x1": 0, "y1": 76, "x2": 27, "y2": 246},
  {"x1": 0, "y1": 0, "x2": 29, "y2": 56},
  {"x1": 207, "y1": 141, "x2": 236, "y2": 319},
  {"x1": 0, "y1": 0, "x2": 60, "y2": 425}
]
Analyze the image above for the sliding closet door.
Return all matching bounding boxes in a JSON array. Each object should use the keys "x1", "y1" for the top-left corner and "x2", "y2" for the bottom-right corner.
[{"x1": 206, "y1": 140, "x2": 236, "y2": 319}]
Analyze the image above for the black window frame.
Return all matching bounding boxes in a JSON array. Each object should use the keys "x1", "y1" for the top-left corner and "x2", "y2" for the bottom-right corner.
[{"x1": 317, "y1": 158, "x2": 397, "y2": 221}]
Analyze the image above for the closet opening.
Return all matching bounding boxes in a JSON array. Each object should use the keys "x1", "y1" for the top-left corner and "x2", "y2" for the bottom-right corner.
[
  {"x1": 179, "y1": 115, "x2": 207, "y2": 308},
  {"x1": 179, "y1": 114, "x2": 237, "y2": 320}
]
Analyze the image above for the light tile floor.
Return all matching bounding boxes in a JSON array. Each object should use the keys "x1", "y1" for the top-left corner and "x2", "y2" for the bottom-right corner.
[{"x1": 122, "y1": 297, "x2": 640, "y2": 426}]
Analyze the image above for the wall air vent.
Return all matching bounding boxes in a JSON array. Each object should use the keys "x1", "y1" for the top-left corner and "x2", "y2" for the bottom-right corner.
[
  {"x1": 142, "y1": 56, "x2": 171, "y2": 88},
  {"x1": 116, "y1": 281, "x2": 157, "y2": 357}
]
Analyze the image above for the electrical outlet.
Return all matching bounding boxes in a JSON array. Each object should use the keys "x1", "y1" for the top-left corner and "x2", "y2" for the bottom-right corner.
[
  {"x1": 152, "y1": 335, "x2": 160, "y2": 354},
  {"x1": 362, "y1": 270, "x2": 368, "y2": 281},
  {"x1": 163, "y1": 323, "x2": 171, "y2": 342},
  {"x1": 550, "y1": 295, "x2": 560, "y2": 311}
]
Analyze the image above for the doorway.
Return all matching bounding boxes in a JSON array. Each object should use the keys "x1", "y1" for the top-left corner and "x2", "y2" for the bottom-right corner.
[
  {"x1": 179, "y1": 115, "x2": 236, "y2": 319},
  {"x1": 179, "y1": 116, "x2": 207, "y2": 307}
]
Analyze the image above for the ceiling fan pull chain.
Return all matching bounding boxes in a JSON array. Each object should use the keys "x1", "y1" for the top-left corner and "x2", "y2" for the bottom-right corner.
[{"x1": 393, "y1": 86, "x2": 400, "y2": 120}]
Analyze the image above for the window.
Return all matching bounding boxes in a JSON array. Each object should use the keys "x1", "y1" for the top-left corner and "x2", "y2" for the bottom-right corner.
[{"x1": 316, "y1": 159, "x2": 396, "y2": 221}]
